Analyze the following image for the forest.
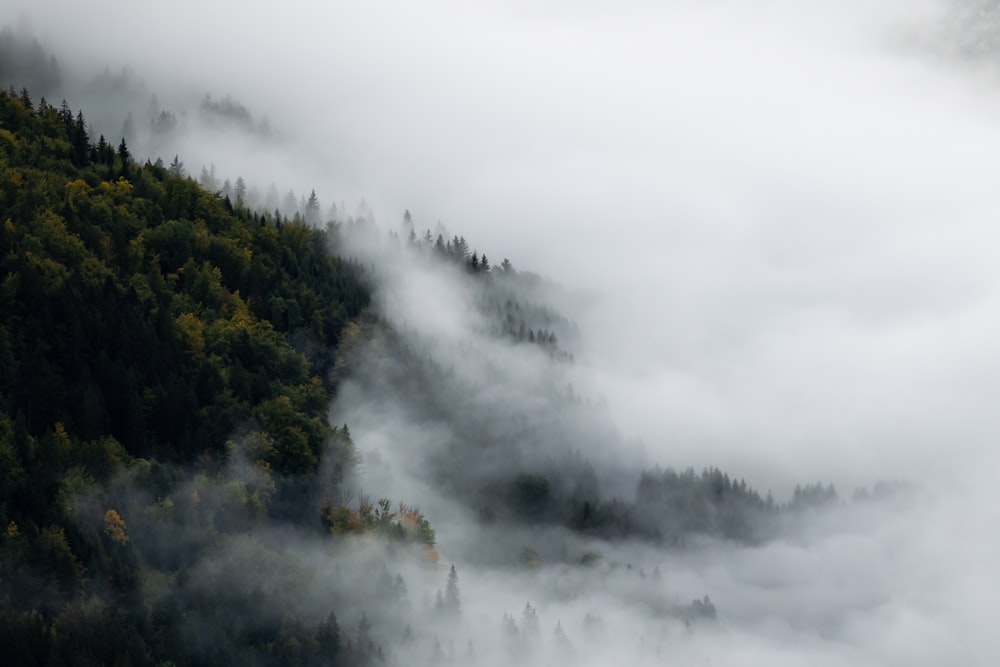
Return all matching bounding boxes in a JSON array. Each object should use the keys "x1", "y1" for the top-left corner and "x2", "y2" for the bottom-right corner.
[
  {"x1": 0, "y1": 82, "x2": 859, "y2": 665},
  {"x1": 0, "y1": 86, "x2": 439, "y2": 665}
]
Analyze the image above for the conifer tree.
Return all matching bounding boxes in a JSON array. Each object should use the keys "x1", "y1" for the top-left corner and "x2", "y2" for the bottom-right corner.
[
  {"x1": 304, "y1": 189, "x2": 321, "y2": 225},
  {"x1": 199, "y1": 164, "x2": 218, "y2": 190},
  {"x1": 168, "y1": 154, "x2": 185, "y2": 178},
  {"x1": 235, "y1": 176, "x2": 248, "y2": 203},
  {"x1": 445, "y1": 564, "x2": 461, "y2": 616}
]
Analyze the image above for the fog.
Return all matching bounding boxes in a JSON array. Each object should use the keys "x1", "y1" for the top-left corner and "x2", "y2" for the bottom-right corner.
[{"x1": 6, "y1": 0, "x2": 1000, "y2": 663}]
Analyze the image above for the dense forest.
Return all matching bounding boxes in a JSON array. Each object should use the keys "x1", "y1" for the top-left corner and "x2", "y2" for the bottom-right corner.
[
  {"x1": 0, "y1": 86, "x2": 446, "y2": 665},
  {"x1": 0, "y1": 84, "x2": 853, "y2": 665},
  {"x1": 0, "y1": 23, "x2": 878, "y2": 660}
]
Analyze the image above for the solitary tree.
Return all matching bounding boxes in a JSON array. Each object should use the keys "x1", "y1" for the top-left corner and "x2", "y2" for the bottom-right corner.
[
  {"x1": 304, "y1": 189, "x2": 321, "y2": 225},
  {"x1": 168, "y1": 154, "x2": 185, "y2": 178},
  {"x1": 521, "y1": 603, "x2": 540, "y2": 642},
  {"x1": 445, "y1": 564, "x2": 461, "y2": 616},
  {"x1": 117, "y1": 137, "x2": 131, "y2": 174},
  {"x1": 235, "y1": 176, "x2": 248, "y2": 203},
  {"x1": 103, "y1": 509, "x2": 129, "y2": 545}
]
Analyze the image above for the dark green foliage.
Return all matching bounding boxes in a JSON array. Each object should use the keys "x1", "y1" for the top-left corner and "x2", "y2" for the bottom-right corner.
[
  {"x1": 0, "y1": 88, "x2": 368, "y2": 467},
  {"x1": 0, "y1": 89, "x2": 399, "y2": 666},
  {"x1": 0, "y1": 85, "x2": 842, "y2": 664}
]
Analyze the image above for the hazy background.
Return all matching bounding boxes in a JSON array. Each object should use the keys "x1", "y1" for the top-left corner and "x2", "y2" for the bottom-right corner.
[
  {"x1": 5, "y1": 1, "x2": 1000, "y2": 663},
  {"x1": 10, "y1": 0, "x2": 998, "y2": 495}
]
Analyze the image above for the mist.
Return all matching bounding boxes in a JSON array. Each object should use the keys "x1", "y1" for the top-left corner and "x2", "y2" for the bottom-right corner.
[{"x1": 5, "y1": 0, "x2": 1000, "y2": 664}]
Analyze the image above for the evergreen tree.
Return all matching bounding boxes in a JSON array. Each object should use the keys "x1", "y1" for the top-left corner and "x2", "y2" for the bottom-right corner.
[
  {"x1": 283, "y1": 189, "x2": 298, "y2": 216},
  {"x1": 318, "y1": 612, "x2": 341, "y2": 661},
  {"x1": 304, "y1": 189, "x2": 321, "y2": 225},
  {"x1": 71, "y1": 111, "x2": 89, "y2": 166},
  {"x1": 117, "y1": 137, "x2": 131, "y2": 169},
  {"x1": 168, "y1": 154, "x2": 185, "y2": 178},
  {"x1": 199, "y1": 164, "x2": 218, "y2": 191},
  {"x1": 521, "y1": 602, "x2": 540, "y2": 643},
  {"x1": 358, "y1": 613, "x2": 373, "y2": 657},
  {"x1": 445, "y1": 564, "x2": 461, "y2": 616},
  {"x1": 120, "y1": 111, "x2": 135, "y2": 145}
]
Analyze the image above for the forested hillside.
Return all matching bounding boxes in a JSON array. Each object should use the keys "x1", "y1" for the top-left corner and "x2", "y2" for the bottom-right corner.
[
  {"x1": 0, "y1": 88, "x2": 441, "y2": 665},
  {"x1": 3, "y1": 2, "x2": 990, "y2": 664},
  {"x1": 0, "y1": 82, "x2": 851, "y2": 665}
]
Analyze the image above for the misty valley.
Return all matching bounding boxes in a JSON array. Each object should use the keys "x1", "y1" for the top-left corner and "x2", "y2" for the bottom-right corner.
[{"x1": 1, "y1": 4, "x2": 995, "y2": 665}]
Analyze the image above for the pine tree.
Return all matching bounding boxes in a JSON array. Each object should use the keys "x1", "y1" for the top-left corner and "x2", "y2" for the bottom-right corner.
[
  {"x1": 393, "y1": 574, "x2": 409, "y2": 608},
  {"x1": 434, "y1": 590, "x2": 444, "y2": 614},
  {"x1": 358, "y1": 613, "x2": 373, "y2": 657},
  {"x1": 283, "y1": 189, "x2": 298, "y2": 216},
  {"x1": 71, "y1": 111, "x2": 89, "y2": 166},
  {"x1": 235, "y1": 176, "x2": 247, "y2": 203},
  {"x1": 553, "y1": 620, "x2": 572, "y2": 652},
  {"x1": 117, "y1": 137, "x2": 131, "y2": 177},
  {"x1": 445, "y1": 564, "x2": 461, "y2": 616},
  {"x1": 121, "y1": 111, "x2": 135, "y2": 145},
  {"x1": 521, "y1": 602, "x2": 540, "y2": 642},
  {"x1": 168, "y1": 154, "x2": 185, "y2": 178},
  {"x1": 304, "y1": 189, "x2": 320, "y2": 225},
  {"x1": 318, "y1": 611, "x2": 341, "y2": 660},
  {"x1": 97, "y1": 134, "x2": 112, "y2": 166},
  {"x1": 199, "y1": 164, "x2": 218, "y2": 191}
]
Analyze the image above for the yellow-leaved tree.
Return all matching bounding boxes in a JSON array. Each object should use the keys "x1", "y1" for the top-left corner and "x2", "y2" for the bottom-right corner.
[{"x1": 103, "y1": 508, "x2": 129, "y2": 545}]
